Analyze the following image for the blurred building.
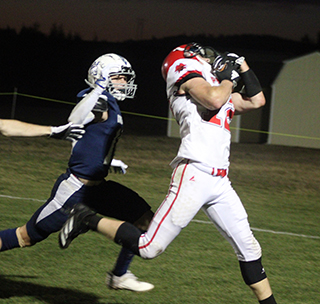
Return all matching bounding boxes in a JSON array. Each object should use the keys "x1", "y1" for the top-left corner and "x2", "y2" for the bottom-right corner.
[{"x1": 268, "y1": 52, "x2": 320, "y2": 149}]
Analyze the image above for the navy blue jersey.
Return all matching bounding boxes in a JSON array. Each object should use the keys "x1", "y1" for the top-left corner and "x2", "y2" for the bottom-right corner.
[
  {"x1": 25, "y1": 88, "x2": 151, "y2": 244},
  {"x1": 68, "y1": 89, "x2": 123, "y2": 180}
]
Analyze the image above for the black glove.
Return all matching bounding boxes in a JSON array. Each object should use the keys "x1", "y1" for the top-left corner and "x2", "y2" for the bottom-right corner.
[
  {"x1": 213, "y1": 52, "x2": 244, "y2": 70},
  {"x1": 214, "y1": 63, "x2": 240, "y2": 87},
  {"x1": 50, "y1": 122, "x2": 85, "y2": 142},
  {"x1": 213, "y1": 52, "x2": 245, "y2": 87}
]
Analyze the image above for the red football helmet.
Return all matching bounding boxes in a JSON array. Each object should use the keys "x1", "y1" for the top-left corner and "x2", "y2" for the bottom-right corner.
[{"x1": 161, "y1": 42, "x2": 217, "y2": 80}]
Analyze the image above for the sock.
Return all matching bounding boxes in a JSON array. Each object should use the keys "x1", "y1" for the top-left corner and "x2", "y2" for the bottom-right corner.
[
  {"x1": 0, "y1": 228, "x2": 20, "y2": 252},
  {"x1": 85, "y1": 214, "x2": 102, "y2": 231},
  {"x1": 112, "y1": 247, "x2": 135, "y2": 277},
  {"x1": 259, "y1": 294, "x2": 277, "y2": 304},
  {"x1": 114, "y1": 222, "x2": 141, "y2": 256}
]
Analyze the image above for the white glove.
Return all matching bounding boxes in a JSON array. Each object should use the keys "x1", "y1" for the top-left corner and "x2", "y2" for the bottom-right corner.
[
  {"x1": 95, "y1": 74, "x2": 109, "y2": 89},
  {"x1": 95, "y1": 64, "x2": 119, "y2": 89},
  {"x1": 109, "y1": 159, "x2": 128, "y2": 174},
  {"x1": 50, "y1": 122, "x2": 85, "y2": 142}
]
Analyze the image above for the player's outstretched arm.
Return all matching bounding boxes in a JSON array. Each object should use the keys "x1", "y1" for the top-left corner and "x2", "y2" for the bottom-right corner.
[
  {"x1": 0, "y1": 119, "x2": 85, "y2": 142},
  {"x1": 0, "y1": 119, "x2": 51, "y2": 137}
]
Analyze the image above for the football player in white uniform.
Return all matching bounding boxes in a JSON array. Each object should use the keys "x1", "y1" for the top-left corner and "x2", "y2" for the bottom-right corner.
[{"x1": 59, "y1": 43, "x2": 277, "y2": 303}]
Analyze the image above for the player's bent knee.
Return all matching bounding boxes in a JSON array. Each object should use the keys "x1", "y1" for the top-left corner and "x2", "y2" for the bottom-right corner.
[
  {"x1": 139, "y1": 241, "x2": 165, "y2": 259},
  {"x1": 114, "y1": 221, "x2": 165, "y2": 260},
  {"x1": 239, "y1": 258, "x2": 267, "y2": 285},
  {"x1": 114, "y1": 222, "x2": 141, "y2": 256}
]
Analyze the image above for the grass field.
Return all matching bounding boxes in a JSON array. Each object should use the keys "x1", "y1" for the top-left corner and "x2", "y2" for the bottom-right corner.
[{"x1": 0, "y1": 134, "x2": 319, "y2": 304}]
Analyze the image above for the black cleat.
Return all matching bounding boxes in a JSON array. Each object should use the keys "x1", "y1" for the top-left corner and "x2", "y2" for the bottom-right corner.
[{"x1": 59, "y1": 203, "x2": 95, "y2": 249}]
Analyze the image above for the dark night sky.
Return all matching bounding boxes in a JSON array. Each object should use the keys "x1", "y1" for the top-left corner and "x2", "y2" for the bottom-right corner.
[{"x1": 1, "y1": 0, "x2": 320, "y2": 42}]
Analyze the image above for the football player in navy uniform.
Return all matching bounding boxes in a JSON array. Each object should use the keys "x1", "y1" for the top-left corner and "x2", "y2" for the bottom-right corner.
[{"x1": 0, "y1": 54, "x2": 154, "y2": 292}]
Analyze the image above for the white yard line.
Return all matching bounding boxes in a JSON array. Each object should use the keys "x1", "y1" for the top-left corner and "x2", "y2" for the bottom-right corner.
[
  {"x1": 0, "y1": 194, "x2": 45, "y2": 202},
  {"x1": 192, "y1": 219, "x2": 320, "y2": 240},
  {"x1": 1, "y1": 194, "x2": 319, "y2": 240}
]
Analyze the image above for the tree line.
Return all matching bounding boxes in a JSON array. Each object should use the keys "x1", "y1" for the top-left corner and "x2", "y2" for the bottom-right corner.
[{"x1": 0, "y1": 25, "x2": 318, "y2": 134}]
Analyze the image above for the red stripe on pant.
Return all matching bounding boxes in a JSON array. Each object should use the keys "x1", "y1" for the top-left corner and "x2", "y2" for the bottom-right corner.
[{"x1": 139, "y1": 162, "x2": 189, "y2": 250}]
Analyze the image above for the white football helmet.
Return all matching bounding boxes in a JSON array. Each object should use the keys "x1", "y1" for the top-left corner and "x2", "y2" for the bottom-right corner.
[{"x1": 85, "y1": 53, "x2": 137, "y2": 101}]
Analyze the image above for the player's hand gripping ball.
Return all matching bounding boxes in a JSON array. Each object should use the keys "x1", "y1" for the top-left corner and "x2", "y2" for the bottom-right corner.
[{"x1": 213, "y1": 52, "x2": 245, "y2": 87}]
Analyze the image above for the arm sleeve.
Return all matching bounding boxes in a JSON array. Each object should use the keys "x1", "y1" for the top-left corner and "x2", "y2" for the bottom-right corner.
[
  {"x1": 240, "y1": 69, "x2": 262, "y2": 97},
  {"x1": 68, "y1": 87, "x2": 104, "y2": 124}
]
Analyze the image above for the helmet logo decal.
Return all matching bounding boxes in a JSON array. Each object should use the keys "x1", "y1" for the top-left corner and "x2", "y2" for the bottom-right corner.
[
  {"x1": 119, "y1": 56, "x2": 129, "y2": 65},
  {"x1": 175, "y1": 63, "x2": 186, "y2": 73},
  {"x1": 89, "y1": 61, "x2": 100, "y2": 78}
]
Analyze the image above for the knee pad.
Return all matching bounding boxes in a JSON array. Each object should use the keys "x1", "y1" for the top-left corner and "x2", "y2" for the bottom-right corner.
[
  {"x1": 239, "y1": 258, "x2": 267, "y2": 285},
  {"x1": 114, "y1": 222, "x2": 141, "y2": 256}
]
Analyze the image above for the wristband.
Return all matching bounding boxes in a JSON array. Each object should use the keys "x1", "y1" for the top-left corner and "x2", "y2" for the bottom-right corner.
[{"x1": 241, "y1": 69, "x2": 262, "y2": 97}]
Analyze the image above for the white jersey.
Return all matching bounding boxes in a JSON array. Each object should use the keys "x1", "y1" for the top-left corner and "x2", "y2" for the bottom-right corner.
[
  {"x1": 166, "y1": 57, "x2": 235, "y2": 169},
  {"x1": 138, "y1": 45, "x2": 263, "y2": 270}
]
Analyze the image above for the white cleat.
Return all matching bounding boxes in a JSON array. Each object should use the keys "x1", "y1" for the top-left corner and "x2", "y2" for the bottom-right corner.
[{"x1": 106, "y1": 271, "x2": 154, "y2": 292}]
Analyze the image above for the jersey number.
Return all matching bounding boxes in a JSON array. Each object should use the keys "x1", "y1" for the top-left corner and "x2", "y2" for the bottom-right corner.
[{"x1": 208, "y1": 108, "x2": 234, "y2": 131}]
